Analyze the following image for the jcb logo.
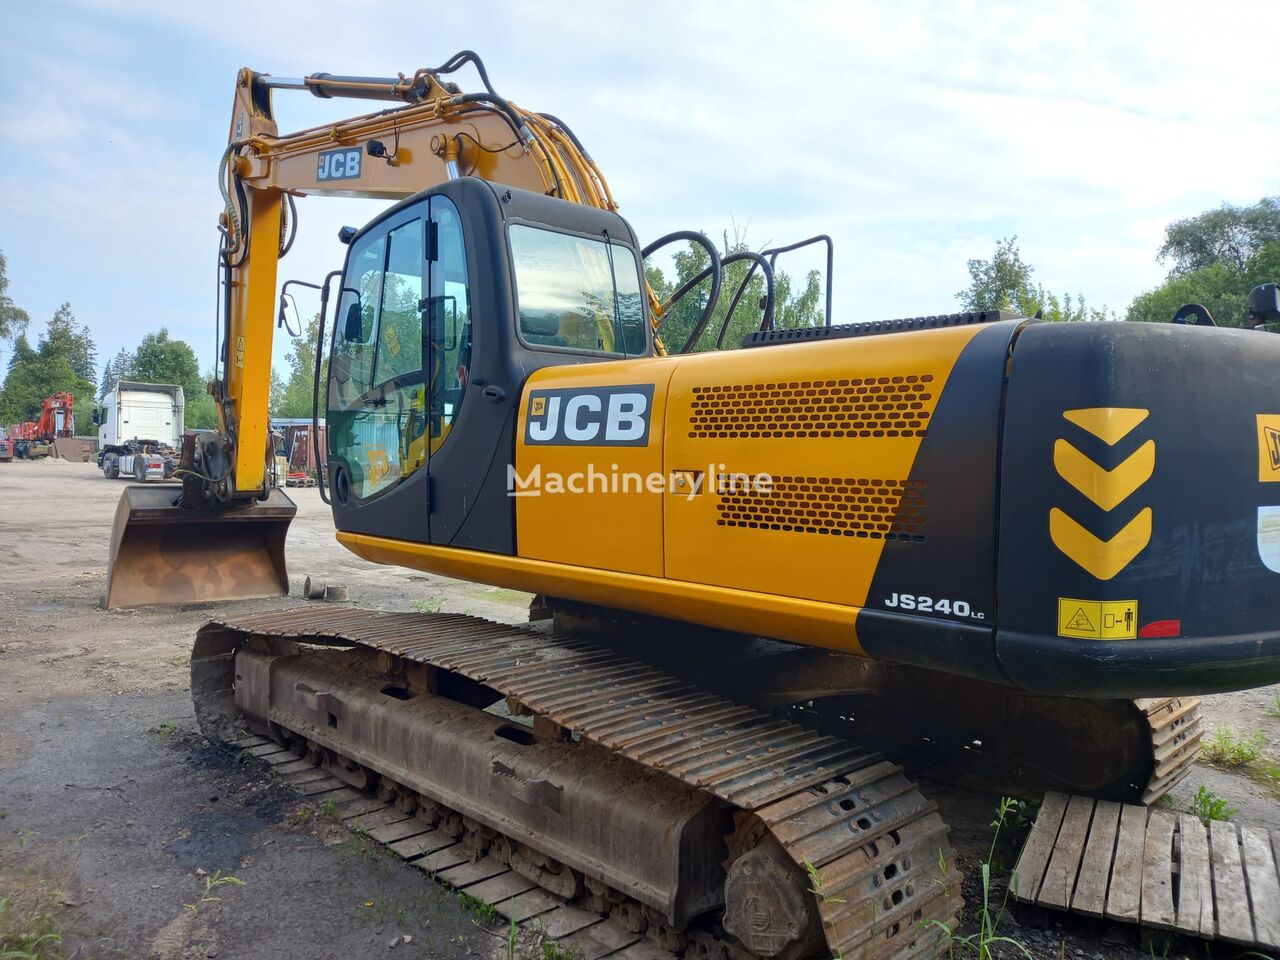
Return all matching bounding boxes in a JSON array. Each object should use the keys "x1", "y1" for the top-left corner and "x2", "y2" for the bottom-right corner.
[
  {"x1": 525, "y1": 385, "x2": 654, "y2": 447},
  {"x1": 317, "y1": 147, "x2": 362, "y2": 181}
]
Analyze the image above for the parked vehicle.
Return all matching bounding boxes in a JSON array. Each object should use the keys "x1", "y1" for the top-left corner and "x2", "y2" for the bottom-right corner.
[{"x1": 97, "y1": 381, "x2": 184, "y2": 481}]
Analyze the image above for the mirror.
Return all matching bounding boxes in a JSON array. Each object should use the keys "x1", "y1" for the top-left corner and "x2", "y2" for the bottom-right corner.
[
  {"x1": 277, "y1": 292, "x2": 302, "y2": 337},
  {"x1": 344, "y1": 301, "x2": 365, "y2": 343}
]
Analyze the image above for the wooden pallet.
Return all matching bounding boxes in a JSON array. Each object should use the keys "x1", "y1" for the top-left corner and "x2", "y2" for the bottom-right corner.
[{"x1": 1013, "y1": 792, "x2": 1280, "y2": 950}]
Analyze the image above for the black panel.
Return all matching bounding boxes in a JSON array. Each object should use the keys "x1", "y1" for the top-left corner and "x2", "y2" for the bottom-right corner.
[
  {"x1": 995, "y1": 321, "x2": 1280, "y2": 695},
  {"x1": 857, "y1": 320, "x2": 1024, "y2": 683},
  {"x1": 742, "y1": 310, "x2": 1021, "y2": 349}
]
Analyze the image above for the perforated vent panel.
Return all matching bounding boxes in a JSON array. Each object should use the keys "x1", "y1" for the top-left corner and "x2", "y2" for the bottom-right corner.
[
  {"x1": 689, "y1": 376, "x2": 934, "y2": 439},
  {"x1": 717, "y1": 476, "x2": 926, "y2": 541}
]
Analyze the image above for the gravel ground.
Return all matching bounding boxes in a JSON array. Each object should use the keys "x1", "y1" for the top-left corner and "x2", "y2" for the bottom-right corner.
[{"x1": 0, "y1": 457, "x2": 1276, "y2": 959}]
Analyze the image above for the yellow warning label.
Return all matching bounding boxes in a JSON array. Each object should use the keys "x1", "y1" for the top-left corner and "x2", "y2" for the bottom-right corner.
[
  {"x1": 1057, "y1": 598, "x2": 1138, "y2": 640},
  {"x1": 235, "y1": 336, "x2": 245, "y2": 369},
  {"x1": 530, "y1": 397, "x2": 546, "y2": 416},
  {"x1": 1259, "y1": 415, "x2": 1280, "y2": 482}
]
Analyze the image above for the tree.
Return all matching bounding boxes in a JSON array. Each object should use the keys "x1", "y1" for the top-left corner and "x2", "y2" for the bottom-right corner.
[
  {"x1": 186, "y1": 371, "x2": 219, "y2": 430},
  {"x1": 0, "y1": 304, "x2": 98, "y2": 423},
  {"x1": 0, "y1": 250, "x2": 29, "y2": 346},
  {"x1": 120, "y1": 327, "x2": 218, "y2": 429},
  {"x1": 1158, "y1": 197, "x2": 1280, "y2": 277},
  {"x1": 98, "y1": 348, "x2": 134, "y2": 400},
  {"x1": 1127, "y1": 241, "x2": 1280, "y2": 328},
  {"x1": 645, "y1": 228, "x2": 825, "y2": 353},
  {"x1": 956, "y1": 236, "x2": 1110, "y2": 322},
  {"x1": 269, "y1": 368, "x2": 285, "y2": 417},
  {"x1": 276, "y1": 314, "x2": 329, "y2": 419}
]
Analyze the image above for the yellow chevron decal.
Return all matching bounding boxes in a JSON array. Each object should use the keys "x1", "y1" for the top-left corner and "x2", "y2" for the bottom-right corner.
[
  {"x1": 1062, "y1": 407, "x2": 1149, "y2": 445},
  {"x1": 1053, "y1": 438, "x2": 1155, "y2": 511},
  {"x1": 1049, "y1": 507, "x2": 1152, "y2": 580}
]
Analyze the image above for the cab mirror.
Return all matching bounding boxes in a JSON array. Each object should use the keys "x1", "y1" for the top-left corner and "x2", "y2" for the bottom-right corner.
[
  {"x1": 277, "y1": 293, "x2": 302, "y2": 336},
  {"x1": 344, "y1": 302, "x2": 365, "y2": 342}
]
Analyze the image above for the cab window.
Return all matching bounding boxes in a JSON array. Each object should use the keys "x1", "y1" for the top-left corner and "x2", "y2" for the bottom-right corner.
[{"x1": 509, "y1": 225, "x2": 645, "y2": 356}]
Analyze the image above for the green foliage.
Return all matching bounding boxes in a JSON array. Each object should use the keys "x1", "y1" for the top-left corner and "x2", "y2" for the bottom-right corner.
[
  {"x1": 0, "y1": 252, "x2": 30, "y2": 345},
  {"x1": 1202, "y1": 725, "x2": 1266, "y2": 767},
  {"x1": 931, "y1": 797, "x2": 1035, "y2": 960},
  {"x1": 1190, "y1": 785, "x2": 1238, "y2": 824},
  {"x1": 1126, "y1": 240, "x2": 1280, "y2": 328},
  {"x1": 1266, "y1": 693, "x2": 1280, "y2": 719},
  {"x1": 103, "y1": 329, "x2": 218, "y2": 430},
  {"x1": 184, "y1": 870, "x2": 243, "y2": 915},
  {"x1": 276, "y1": 314, "x2": 329, "y2": 418},
  {"x1": 0, "y1": 304, "x2": 97, "y2": 424},
  {"x1": 0, "y1": 895, "x2": 62, "y2": 960},
  {"x1": 457, "y1": 892, "x2": 499, "y2": 925},
  {"x1": 1158, "y1": 196, "x2": 1280, "y2": 276},
  {"x1": 956, "y1": 236, "x2": 1110, "y2": 322},
  {"x1": 646, "y1": 227, "x2": 825, "y2": 354}
]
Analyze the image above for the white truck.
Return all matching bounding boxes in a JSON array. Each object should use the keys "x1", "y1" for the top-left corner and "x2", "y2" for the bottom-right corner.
[{"x1": 98, "y1": 381, "x2": 185, "y2": 481}]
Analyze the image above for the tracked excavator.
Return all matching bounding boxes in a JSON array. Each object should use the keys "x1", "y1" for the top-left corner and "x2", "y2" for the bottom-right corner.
[{"x1": 103, "y1": 52, "x2": 1280, "y2": 959}]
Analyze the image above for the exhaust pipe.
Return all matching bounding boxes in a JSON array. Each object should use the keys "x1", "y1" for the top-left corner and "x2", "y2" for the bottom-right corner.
[{"x1": 104, "y1": 486, "x2": 296, "y2": 610}]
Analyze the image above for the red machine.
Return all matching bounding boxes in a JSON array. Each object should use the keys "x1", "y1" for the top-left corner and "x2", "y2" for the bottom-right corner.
[{"x1": 36, "y1": 393, "x2": 75, "y2": 439}]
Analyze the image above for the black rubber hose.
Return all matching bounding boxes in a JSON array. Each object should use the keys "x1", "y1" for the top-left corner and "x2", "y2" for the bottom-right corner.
[
  {"x1": 641, "y1": 231, "x2": 722, "y2": 354},
  {"x1": 714, "y1": 252, "x2": 775, "y2": 349}
]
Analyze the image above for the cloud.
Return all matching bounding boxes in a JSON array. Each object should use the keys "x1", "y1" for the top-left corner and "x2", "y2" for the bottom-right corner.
[{"x1": 1, "y1": 0, "x2": 1276, "y2": 386}]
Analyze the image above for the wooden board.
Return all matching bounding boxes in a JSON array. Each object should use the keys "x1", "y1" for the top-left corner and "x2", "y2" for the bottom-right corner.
[
  {"x1": 1140, "y1": 811, "x2": 1177, "y2": 930},
  {"x1": 1013, "y1": 791, "x2": 1068, "y2": 900},
  {"x1": 1014, "y1": 794, "x2": 1280, "y2": 952},
  {"x1": 1072, "y1": 799, "x2": 1120, "y2": 917},
  {"x1": 1175, "y1": 814, "x2": 1213, "y2": 938}
]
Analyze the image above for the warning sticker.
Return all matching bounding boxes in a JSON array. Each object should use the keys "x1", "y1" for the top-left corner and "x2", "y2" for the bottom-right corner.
[
  {"x1": 1057, "y1": 598, "x2": 1138, "y2": 640},
  {"x1": 1259, "y1": 415, "x2": 1280, "y2": 482}
]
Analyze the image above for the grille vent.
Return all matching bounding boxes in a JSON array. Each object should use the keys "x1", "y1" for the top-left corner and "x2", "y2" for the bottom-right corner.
[
  {"x1": 689, "y1": 376, "x2": 934, "y2": 439},
  {"x1": 717, "y1": 475, "x2": 926, "y2": 541}
]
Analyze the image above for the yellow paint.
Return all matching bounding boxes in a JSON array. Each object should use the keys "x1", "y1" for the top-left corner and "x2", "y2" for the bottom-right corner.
[
  {"x1": 1053, "y1": 438, "x2": 1155, "y2": 511},
  {"x1": 1257, "y1": 415, "x2": 1280, "y2": 482},
  {"x1": 1049, "y1": 507, "x2": 1152, "y2": 580},
  {"x1": 337, "y1": 530, "x2": 865, "y2": 653},
  {"x1": 662, "y1": 325, "x2": 985, "y2": 607},
  {"x1": 228, "y1": 189, "x2": 282, "y2": 494},
  {"x1": 1057, "y1": 597, "x2": 1138, "y2": 639},
  {"x1": 1062, "y1": 407, "x2": 1149, "y2": 445}
]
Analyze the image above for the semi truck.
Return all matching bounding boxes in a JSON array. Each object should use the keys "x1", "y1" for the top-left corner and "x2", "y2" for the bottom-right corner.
[{"x1": 97, "y1": 381, "x2": 184, "y2": 481}]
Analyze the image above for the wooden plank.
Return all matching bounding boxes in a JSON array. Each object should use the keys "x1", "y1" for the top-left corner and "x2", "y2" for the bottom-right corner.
[
  {"x1": 334, "y1": 796, "x2": 387, "y2": 819},
  {"x1": 1240, "y1": 826, "x2": 1280, "y2": 950},
  {"x1": 463, "y1": 871, "x2": 537, "y2": 904},
  {"x1": 1175, "y1": 814, "x2": 1214, "y2": 938},
  {"x1": 1105, "y1": 803, "x2": 1148, "y2": 922},
  {"x1": 1139, "y1": 811, "x2": 1177, "y2": 930},
  {"x1": 558, "y1": 920, "x2": 640, "y2": 960},
  {"x1": 345, "y1": 806, "x2": 408, "y2": 829},
  {"x1": 1073, "y1": 799, "x2": 1121, "y2": 917},
  {"x1": 411, "y1": 843, "x2": 469, "y2": 875},
  {"x1": 367, "y1": 816, "x2": 434, "y2": 844},
  {"x1": 1209, "y1": 819, "x2": 1254, "y2": 944},
  {"x1": 294, "y1": 776, "x2": 348, "y2": 796},
  {"x1": 437, "y1": 855, "x2": 509, "y2": 888},
  {"x1": 522, "y1": 903, "x2": 601, "y2": 939},
  {"x1": 1039, "y1": 794, "x2": 1096, "y2": 909},
  {"x1": 274, "y1": 758, "x2": 319, "y2": 775},
  {"x1": 389, "y1": 829, "x2": 455, "y2": 860},
  {"x1": 278, "y1": 767, "x2": 332, "y2": 785},
  {"x1": 493, "y1": 887, "x2": 562, "y2": 923},
  {"x1": 1013, "y1": 791, "x2": 1070, "y2": 901}
]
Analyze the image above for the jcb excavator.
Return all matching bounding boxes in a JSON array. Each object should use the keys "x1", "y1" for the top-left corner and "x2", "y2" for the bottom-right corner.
[{"x1": 104, "y1": 53, "x2": 1280, "y2": 959}]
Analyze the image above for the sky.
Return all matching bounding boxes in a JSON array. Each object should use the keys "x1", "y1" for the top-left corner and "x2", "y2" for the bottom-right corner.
[{"x1": 1, "y1": 0, "x2": 1277, "y2": 384}]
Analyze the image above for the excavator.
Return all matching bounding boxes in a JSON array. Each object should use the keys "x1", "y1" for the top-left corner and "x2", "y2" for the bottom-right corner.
[{"x1": 102, "y1": 52, "x2": 1280, "y2": 959}]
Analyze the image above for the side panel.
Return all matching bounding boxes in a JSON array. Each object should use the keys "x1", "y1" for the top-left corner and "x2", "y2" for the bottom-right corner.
[
  {"x1": 662, "y1": 323, "x2": 996, "y2": 611},
  {"x1": 997, "y1": 322, "x2": 1280, "y2": 694},
  {"x1": 515, "y1": 358, "x2": 676, "y2": 577}
]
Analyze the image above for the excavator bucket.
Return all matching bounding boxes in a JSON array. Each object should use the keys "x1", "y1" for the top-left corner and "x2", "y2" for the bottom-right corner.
[{"x1": 104, "y1": 486, "x2": 296, "y2": 610}]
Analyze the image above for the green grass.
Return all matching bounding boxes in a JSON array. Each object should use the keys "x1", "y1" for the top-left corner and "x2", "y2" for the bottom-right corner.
[
  {"x1": 1202, "y1": 725, "x2": 1266, "y2": 767},
  {"x1": 1190, "y1": 785, "x2": 1238, "y2": 824},
  {"x1": 1266, "y1": 693, "x2": 1280, "y2": 719},
  {"x1": 151, "y1": 721, "x2": 178, "y2": 738},
  {"x1": 184, "y1": 870, "x2": 243, "y2": 915},
  {"x1": 410, "y1": 597, "x2": 443, "y2": 614},
  {"x1": 0, "y1": 896, "x2": 62, "y2": 960},
  {"x1": 457, "y1": 892, "x2": 499, "y2": 925}
]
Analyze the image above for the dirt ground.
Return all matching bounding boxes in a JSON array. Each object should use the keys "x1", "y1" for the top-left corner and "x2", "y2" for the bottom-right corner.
[{"x1": 0, "y1": 457, "x2": 1276, "y2": 960}]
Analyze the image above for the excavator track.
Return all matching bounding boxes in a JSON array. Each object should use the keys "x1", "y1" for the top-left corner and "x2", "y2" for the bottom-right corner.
[
  {"x1": 1133, "y1": 696, "x2": 1203, "y2": 805},
  {"x1": 193, "y1": 609, "x2": 961, "y2": 959}
]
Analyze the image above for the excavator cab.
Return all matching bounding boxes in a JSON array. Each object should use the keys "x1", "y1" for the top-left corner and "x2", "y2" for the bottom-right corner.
[{"x1": 323, "y1": 177, "x2": 650, "y2": 552}]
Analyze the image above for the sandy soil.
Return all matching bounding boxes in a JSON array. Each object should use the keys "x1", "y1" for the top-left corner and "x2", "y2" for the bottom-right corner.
[{"x1": 0, "y1": 457, "x2": 1275, "y2": 959}]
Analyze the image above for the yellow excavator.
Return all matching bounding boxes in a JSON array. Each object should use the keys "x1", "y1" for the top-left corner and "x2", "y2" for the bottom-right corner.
[{"x1": 104, "y1": 52, "x2": 1280, "y2": 959}]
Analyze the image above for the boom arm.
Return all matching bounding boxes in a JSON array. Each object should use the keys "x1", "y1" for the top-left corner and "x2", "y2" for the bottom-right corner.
[{"x1": 213, "y1": 51, "x2": 619, "y2": 500}]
